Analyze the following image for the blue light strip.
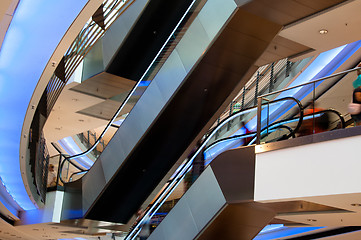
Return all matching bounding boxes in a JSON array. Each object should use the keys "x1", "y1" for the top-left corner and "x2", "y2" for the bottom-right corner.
[
  {"x1": 58, "y1": 137, "x2": 93, "y2": 169},
  {"x1": 254, "y1": 226, "x2": 324, "y2": 240},
  {"x1": 0, "y1": 0, "x2": 88, "y2": 210}
]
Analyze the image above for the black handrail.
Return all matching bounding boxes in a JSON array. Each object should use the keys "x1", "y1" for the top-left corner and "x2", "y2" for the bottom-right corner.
[{"x1": 203, "y1": 108, "x2": 345, "y2": 168}]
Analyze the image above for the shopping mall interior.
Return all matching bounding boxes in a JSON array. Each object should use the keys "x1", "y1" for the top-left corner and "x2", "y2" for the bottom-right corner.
[{"x1": 2, "y1": 0, "x2": 361, "y2": 239}]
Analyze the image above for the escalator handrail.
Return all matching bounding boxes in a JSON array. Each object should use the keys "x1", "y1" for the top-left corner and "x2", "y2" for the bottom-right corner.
[
  {"x1": 203, "y1": 108, "x2": 345, "y2": 157},
  {"x1": 203, "y1": 124, "x2": 292, "y2": 156},
  {"x1": 125, "y1": 96, "x2": 302, "y2": 240}
]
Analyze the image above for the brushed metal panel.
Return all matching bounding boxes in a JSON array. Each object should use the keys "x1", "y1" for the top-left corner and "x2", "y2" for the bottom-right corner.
[
  {"x1": 210, "y1": 146, "x2": 256, "y2": 203},
  {"x1": 148, "y1": 167, "x2": 226, "y2": 240},
  {"x1": 198, "y1": 203, "x2": 275, "y2": 240},
  {"x1": 185, "y1": 167, "x2": 226, "y2": 231},
  {"x1": 82, "y1": 40, "x2": 105, "y2": 81},
  {"x1": 99, "y1": 142, "x2": 126, "y2": 183},
  {"x1": 82, "y1": 161, "x2": 106, "y2": 214},
  {"x1": 131, "y1": 77, "x2": 167, "y2": 132},
  {"x1": 102, "y1": 20, "x2": 128, "y2": 68},
  {"x1": 154, "y1": 50, "x2": 187, "y2": 100},
  {"x1": 175, "y1": 18, "x2": 211, "y2": 73},
  {"x1": 102, "y1": 0, "x2": 150, "y2": 67},
  {"x1": 62, "y1": 180, "x2": 83, "y2": 220},
  {"x1": 156, "y1": 200, "x2": 199, "y2": 240},
  {"x1": 197, "y1": 0, "x2": 237, "y2": 41}
]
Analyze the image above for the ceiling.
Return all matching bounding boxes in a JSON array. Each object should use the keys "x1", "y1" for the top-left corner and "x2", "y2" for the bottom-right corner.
[
  {"x1": 280, "y1": 0, "x2": 361, "y2": 60},
  {"x1": 0, "y1": 0, "x2": 17, "y2": 51}
]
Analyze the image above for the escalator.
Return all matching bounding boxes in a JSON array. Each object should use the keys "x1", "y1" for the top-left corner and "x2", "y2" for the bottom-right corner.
[{"x1": 144, "y1": 103, "x2": 346, "y2": 240}]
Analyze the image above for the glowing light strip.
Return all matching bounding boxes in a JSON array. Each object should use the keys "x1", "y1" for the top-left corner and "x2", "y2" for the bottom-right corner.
[{"x1": 0, "y1": 0, "x2": 88, "y2": 210}]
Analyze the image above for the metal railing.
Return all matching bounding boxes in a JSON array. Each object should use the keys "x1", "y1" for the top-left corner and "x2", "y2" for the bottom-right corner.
[
  {"x1": 78, "y1": 130, "x2": 106, "y2": 157},
  {"x1": 35, "y1": 135, "x2": 49, "y2": 203},
  {"x1": 215, "y1": 58, "x2": 293, "y2": 126},
  {"x1": 256, "y1": 66, "x2": 361, "y2": 142}
]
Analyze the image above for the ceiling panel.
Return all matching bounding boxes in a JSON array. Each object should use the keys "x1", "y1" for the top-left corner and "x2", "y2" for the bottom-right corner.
[{"x1": 70, "y1": 72, "x2": 135, "y2": 99}]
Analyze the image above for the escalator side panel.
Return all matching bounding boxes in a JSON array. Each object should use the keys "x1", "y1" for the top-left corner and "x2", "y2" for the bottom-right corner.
[
  {"x1": 148, "y1": 167, "x2": 226, "y2": 240},
  {"x1": 82, "y1": 0, "x2": 150, "y2": 80},
  {"x1": 149, "y1": 146, "x2": 273, "y2": 240},
  {"x1": 211, "y1": 145, "x2": 255, "y2": 203}
]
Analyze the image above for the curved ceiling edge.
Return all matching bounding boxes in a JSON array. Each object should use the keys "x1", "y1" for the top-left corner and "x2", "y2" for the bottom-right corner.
[{"x1": 0, "y1": 0, "x2": 102, "y2": 212}]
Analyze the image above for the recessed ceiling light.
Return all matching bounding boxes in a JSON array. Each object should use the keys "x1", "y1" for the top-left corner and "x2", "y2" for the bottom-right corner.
[{"x1": 319, "y1": 29, "x2": 328, "y2": 34}]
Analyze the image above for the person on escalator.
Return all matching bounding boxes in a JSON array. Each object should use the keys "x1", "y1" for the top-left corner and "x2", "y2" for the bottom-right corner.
[
  {"x1": 350, "y1": 86, "x2": 361, "y2": 126},
  {"x1": 184, "y1": 140, "x2": 205, "y2": 191},
  {"x1": 241, "y1": 121, "x2": 252, "y2": 145},
  {"x1": 136, "y1": 209, "x2": 150, "y2": 240},
  {"x1": 298, "y1": 101, "x2": 328, "y2": 136},
  {"x1": 348, "y1": 63, "x2": 361, "y2": 125},
  {"x1": 47, "y1": 164, "x2": 57, "y2": 189},
  {"x1": 353, "y1": 62, "x2": 361, "y2": 88}
]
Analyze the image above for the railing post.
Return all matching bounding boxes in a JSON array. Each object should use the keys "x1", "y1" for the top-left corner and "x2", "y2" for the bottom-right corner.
[
  {"x1": 256, "y1": 97, "x2": 262, "y2": 144},
  {"x1": 56, "y1": 154, "x2": 62, "y2": 187},
  {"x1": 312, "y1": 81, "x2": 316, "y2": 134},
  {"x1": 228, "y1": 101, "x2": 234, "y2": 131},
  {"x1": 286, "y1": 59, "x2": 290, "y2": 77},
  {"x1": 269, "y1": 62, "x2": 274, "y2": 93},
  {"x1": 254, "y1": 71, "x2": 260, "y2": 106},
  {"x1": 241, "y1": 86, "x2": 245, "y2": 110}
]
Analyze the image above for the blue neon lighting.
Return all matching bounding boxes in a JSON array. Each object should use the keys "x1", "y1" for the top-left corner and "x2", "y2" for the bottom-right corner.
[
  {"x1": 58, "y1": 137, "x2": 93, "y2": 169},
  {"x1": 139, "y1": 80, "x2": 151, "y2": 87},
  {"x1": 254, "y1": 226, "x2": 324, "y2": 240},
  {"x1": 259, "y1": 224, "x2": 284, "y2": 233},
  {"x1": 0, "y1": 0, "x2": 88, "y2": 210}
]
